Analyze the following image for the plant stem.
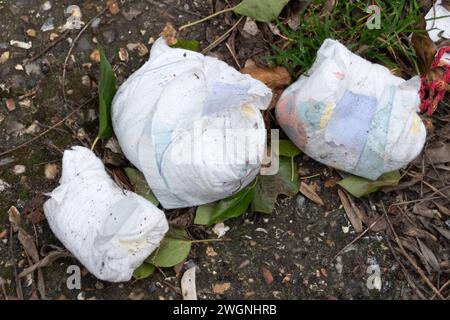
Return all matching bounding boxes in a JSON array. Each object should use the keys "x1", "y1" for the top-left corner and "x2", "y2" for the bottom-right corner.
[
  {"x1": 291, "y1": 157, "x2": 295, "y2": 182},
  {"x1": 91, "y1": 136, "x2": 100, "y2": 151},
  {"x1": 179, "y1": 7, "x2": 235, "y2": 31},
  {"x1": 190, "y1": 238, "x2": 231, "y2": 244}
]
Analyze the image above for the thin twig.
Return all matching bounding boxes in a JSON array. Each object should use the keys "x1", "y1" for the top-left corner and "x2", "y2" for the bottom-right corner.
[
  {"x1": 202, "y1": 16, "x2": 244, "y2": 54},
  {"x1": 225, "y1": 42, "x2": 241, "y2": 69},
  {"x1": 332, "y1": 218, "x2": 380, "y2": 261},
  {"x1": 179, "y1": 7, "x2": 235, "y2": 31},
  {"x1": 26, "y1": 30, "x2": 70, "y2": 64},
  {"x1": 0, "y1": 96, "x2": 96, "y2": 157},
  {"x1": 62, "y1": 7, "x2": 108, "y2": 102},
  {"x1": 381, "y1": 202, "x2": 445, "y2": 300},
  {"x1": 9, "y1": 226, "x2": 23, "y2": 300},
  {"x1": 385, "y1": 237, "x2": 427, "y2": 300}
]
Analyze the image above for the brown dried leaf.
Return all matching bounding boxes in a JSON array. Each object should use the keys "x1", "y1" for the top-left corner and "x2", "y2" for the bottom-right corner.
[
  {"x1": 412, "y1": 204, "x2": 439, "y2": 219},
  {"x1": 433, "y1": 226, "x2": 450, "y2": 241},
  {"x1": 19, "y1": 250, "x2": 71, "y2": 278},
  {"x1": 241, "y1": 63, "x2": 291, "y2": 90},
  {"x1": 23, "y1": 196, "x2": 46, "y2": 224},
  {"x1": 337, "y1": 189, "x2": 363, "y2": 233},
  {"x1": 425, "y1": 143, "x2": 450, "y2": 164},
  {"x1": 299, "y1": 182, "x2": 324, "y2": 206},
  {"x1": 160, "y1": 23, "x2": 177, "y2": 46},
  {"x1": 417, "y1": 238, "x2": 441, "y2": 273},
  {"x1": 212, "y1": 282, "x2": 231, "y2": 294},
  {"x1": 261, "y1": 267, "x2": 274, "y2": 285},
  {"x1": 411, "y1": 19, "x2": 437, "y2": 75}
]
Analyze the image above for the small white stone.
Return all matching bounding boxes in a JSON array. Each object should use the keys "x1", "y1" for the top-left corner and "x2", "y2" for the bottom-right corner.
[
  {"x1": 41, "y1": 1, "x2": 52, "y2": 11},
  {"x1": 13, "y1": 165, "x2": 26, "y2": 175},
  {"x1": 44, "y1": 163, "x2": 59, "y2": 180}
]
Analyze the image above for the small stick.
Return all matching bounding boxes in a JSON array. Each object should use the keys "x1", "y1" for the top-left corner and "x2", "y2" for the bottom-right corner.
[
  {"x1": 225, "y1": 42, "x2": 241, "y2": 69},
  {"x1": 381, "y1": 202, "x2": 445, "y2": 300},
  {"x1": 385, "y1": 237, "x2": 427, "y2": 300},
  {"x1": 26, "y1": 30, "x2": 70, "y2": 64},
  {"x1": 0, "y1": 96, "x2": 96, "y2": 157},
  {"x1": 202, "y1": 16, "x2": 244, "y2": 54},
  {"x1": 62, "y1": 7, "x2": 108, "y2": 103},
  {"x1": 332, "y1": 218, "x2": 380, "y2": 261},
  {"x1": 179, "y1": 7, "x2": 235, "y2": 31},
  {"x1": 9, "y1": 226, "x2": 23, "y2": 300}
]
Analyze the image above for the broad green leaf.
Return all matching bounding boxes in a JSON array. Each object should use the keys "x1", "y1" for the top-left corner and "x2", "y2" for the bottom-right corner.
[
  {"x1": 147, "y1": 227, "x2": 191, "y2": 268},
  {"x1": 252, "y1": 156, "x2": 299, "y2": 213},
  {"x1": 97, "y1": 47, "x2": 116, "y2": 140},
  {"x1": 338, "y1": 171, "x2": 402, "y2": 198},
  {"x1": 278, "y1": 139, "x2": 301, "y2": 158},
  {"x1": 133, "y1": 262, "x2": 155, "y2": 280},
  {"x1": 171, "y1": 39, "x2": 200, "y2": 52},
  {"x1": 205, "y1": 182, "x2": 257, "y2": 226},
  {"x1": 194, "y1": 202, "x2": 218, "y2": 225},
  {"x1": 124, "y1": 167, "x2": 159, "y2": 206},
  {"x1": 233, "y1": 0, "x2": 290, "y2": 22}
]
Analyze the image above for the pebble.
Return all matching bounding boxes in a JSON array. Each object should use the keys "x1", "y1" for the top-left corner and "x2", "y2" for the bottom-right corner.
[
  {"x1": 76, "y1": 291, "x2": 85, "y2": 300},
  {"x1": 81, "y1": 75, "x2": 91, "y2": 87},
  {"x1": 25, "y1": 62, "x2": 42, "y2": 76},
  {"x1": 118, "y1": 48, "x2": 129, "y2": 62},
  {"x1": 6, "y1": 120, "x2": 24, "y2": 135},
  {"x1": 41, "y1": 17, "x2": 55, "y2": 32},
  {"x1": 0, "y1": 51, "x2": 9, "y2": 63},
  {"x1": 89, "y1": 49, "x2": 100, "y2": 63},
  {"x1": 5, "y1": 98, "x2": 15, "y2": 111},
  {"x1": 94, "y1": 281, "x2": 104, "y2": 290},
  {"x1": 126, "y1": 42, "x2": 148, "y2": 57},
  {"x1": 101, "y1": 29, "x2": 116, "y2": 44},
  {"x1": 24, "y1": 122, "x2": 39, "y2": 134},
  {"x1": 44, "y1": 163, "x2": 59, "y2": 180},
  {"x1": 77, "y1": 36, "x2": 92, "y2": 52},
  {"x1": 242, "y1": 17, "x2": 259, "y2": 37},
  {"x1": 18, "y1": 99, "x2": 31, "y2": 108},
  {"x1": 10, "y1": 40, "x2": 32, "y2": 50},
  {"x1": 0, "y1": 179, "x2": 10, "y2": 192},
  {"x1": 13, "y1": 165, "x2": 26, "y2": 175},
  {"x1": 49, "y1": 33, "x2": 59, "y2": 41},
  {"x1": 41, "y1": 1, "x2": 52, "y2": 11},
  {"x1": 296, "y1": 195, "x2": 306, "y2": 210},
  {"x1": 26, "y1": 29, "x2": 37, "y2": 37}
]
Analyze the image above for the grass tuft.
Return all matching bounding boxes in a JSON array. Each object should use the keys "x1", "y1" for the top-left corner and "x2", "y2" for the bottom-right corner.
[{"x1": 268, "y1": 0, "x2": 425, "y2": 78}]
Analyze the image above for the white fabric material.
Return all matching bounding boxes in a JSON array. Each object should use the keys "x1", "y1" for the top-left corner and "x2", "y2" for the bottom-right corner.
[
  {"x1": 426, "y1": 0, "x2": 450, "y2": 42},
  {"x1": 426, "y1": 0, "x2": 450, "y2": 65},
  {"x1": 44, "y1": 146, "x2": 168, "y2": 282},
  {"x1": 276, "y1": 39, "x2": 426, "y2": 180},
  {"x1": 112, "y1": 37, "x2": 272, "y2": 209}
]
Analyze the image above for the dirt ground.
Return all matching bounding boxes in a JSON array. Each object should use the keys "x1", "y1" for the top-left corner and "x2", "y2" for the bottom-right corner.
[{"x1": 0, "y1": 0, "x2": 447, "y2": 300}]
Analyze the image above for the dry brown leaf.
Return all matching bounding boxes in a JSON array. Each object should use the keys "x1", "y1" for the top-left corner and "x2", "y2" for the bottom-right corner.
[
  {"x1": 337, "y1": 189, "x2": 363, "y2": 233},
  {"x1": 160, "y1": 23, "x2": 177, "y2": 46},
  {"x1": 434, "y1": 202, "x2": 450, "y2": 217},
  {"x1": 212, "y1": 282, "x2": 231, "y2": 294},
  {"x1": 261, "y1": 267, "x2": 274, "y2": 285},
  {"x1": 425, "y1": 143, "x2": 450, "y2": 164},
  {"x1": 23, "y1": 196, "x2": 46, "y2": 225},
  {"x1": 417, "y1": 238, "x2": 441, "y2": 273},
  {"x1": 19, "y1": 250, "x2": 71, "y2": 278},
  {"x1": 241, "y1": 62, "x2": 291, "y2": 90},
  {"x1": 299, "y1": 182, "x2": 324, "y2": 206},
  {"x1": 411, "y1": 18, "x2": 437, "y2": 75},
  {"x1": 412, "y1": 204, "x2": 439, "y2": 219}
]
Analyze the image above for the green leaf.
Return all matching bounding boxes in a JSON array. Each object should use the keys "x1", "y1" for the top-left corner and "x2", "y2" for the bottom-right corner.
[
  {"x1": 97, "y1": 47, "x2": 116, "y2": 140},
  {"x1": 338, "y1": 171, "x2": 402, "y2": 198},
  {"x1": 278, "y1": 139, "x2": 301, "y2": 158},
  {"x1": 252, "y1": 156, "x2": 299, "y2": 213},
  {"x1": 133, "y1": 262, "x2": 155, "y2": 280},
  {"x1": 233, "y1": 0, "x2": 290, "y2": 22},
  {"x1": 194, "y1": 202, "x2": 218, "y2": 225},
  {"x1": 202, "y1": 182, "x2": 257, "y2": 226},
  {"x1": 124, "y1": 167, "x2": 159, "y2": 206},
  {"x1": 147, "y1": 227, "x2": 191, "y2": 268},
  {"x1": 171, "y1": 39, "x2": 200, "y2": 52}
]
